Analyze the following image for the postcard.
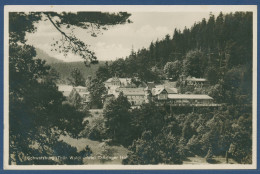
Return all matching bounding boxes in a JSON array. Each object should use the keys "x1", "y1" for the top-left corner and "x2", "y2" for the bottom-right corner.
[{"x1": 3, "y1": 5, "x2": 257, "y2": 170}]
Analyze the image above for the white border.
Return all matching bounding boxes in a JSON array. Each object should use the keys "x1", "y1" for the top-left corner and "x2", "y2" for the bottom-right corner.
[{"x1": 3, "y1": 5, "x2": 258, "y2": 170}]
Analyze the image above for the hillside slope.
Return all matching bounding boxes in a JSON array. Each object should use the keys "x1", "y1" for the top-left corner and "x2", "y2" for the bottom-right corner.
[
  {"x1": 35, "y1": 48, "x2": 105, "y2": 81},
  {"x1": 50, "y1": 61, "x2": 105, "y2": 80},
  {"x1": 34, "y1": 48, "x2": 63, "y2": 64}
]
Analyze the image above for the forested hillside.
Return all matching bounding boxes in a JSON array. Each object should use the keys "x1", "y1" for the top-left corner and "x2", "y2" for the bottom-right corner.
[
  {"x1": 34, "y1": 48, "x2": 63, "y2": 64},
  {"x1": 35, "y1": 48, "x2": 107, "y2": 83},
  {"x1": 89, "y1": 12, "x2": 253, "y2": 165},
  {"x1": 50, "y1": 61, "x2": 106, "y2": 82},
  {"x1": 96, "y1": 12, "x2": 252, "y2": 104}
]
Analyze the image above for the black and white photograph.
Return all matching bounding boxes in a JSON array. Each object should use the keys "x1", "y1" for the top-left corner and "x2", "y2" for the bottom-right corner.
[{"x1": 4, "y1": 5, "x2": 257, "y2": 170}]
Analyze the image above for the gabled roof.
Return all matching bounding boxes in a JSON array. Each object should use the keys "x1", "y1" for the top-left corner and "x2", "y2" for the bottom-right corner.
[
  {"x1": 152, "y1": 87, "x2": 167, "y2": 96},
  {"x1": 105, "y1": 77, "x2": 119, "y2": 82},
  {"x1": 168, "y1": 94, "x2": 213, "y2": 100},
  {"x1": 105, "y1": 78, "x2": 113, "y2": 83},
  {"x1": 105, "y1": 77, "x2": 120, "y2": 83},
  {"x1": 151, "y1": 86, "x2": 178, "y2": 95}
]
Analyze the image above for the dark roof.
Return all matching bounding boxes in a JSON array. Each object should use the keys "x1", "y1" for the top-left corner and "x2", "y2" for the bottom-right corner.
[{"x1": 151, "y1": 87, "x2": 178, "y2": 95}]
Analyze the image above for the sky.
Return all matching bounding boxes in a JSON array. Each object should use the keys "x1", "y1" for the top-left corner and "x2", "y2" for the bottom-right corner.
[{"x1": 26, "y1": 12, "x2": 218, "y2": 62}]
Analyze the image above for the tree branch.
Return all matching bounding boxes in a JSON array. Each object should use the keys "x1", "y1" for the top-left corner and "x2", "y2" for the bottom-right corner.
[
  {"x1": 44, "y1": 12, "x2": 97, "y2": 63},
  {"x1": 44, "y1": 13, "x2": 72, "y2": 43}
]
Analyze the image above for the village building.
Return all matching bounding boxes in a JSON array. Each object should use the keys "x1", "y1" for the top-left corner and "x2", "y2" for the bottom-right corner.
[
  {"x1": 57, "y1": 84, "x2": 73, "y2": 97},
  {"x1": 112, "y1": 86, "x2": 179, "y2": 107},
  {"x1": 186, "y1": 77, "x2": 208, "y2": 87},
  {"x1": 58, "y1": 85, "x2": 90, "y2": 104},
  {"x1": 70, "y1": 86, "x2": 90, "y2": 104},
  {"x1": 104, "y1": 77, "x2": 133, "y2": 95},
  {"x1": 104, "y1": 77, "x2": 132, "y2": 88},
  {"x1": 115, "y1": 88, "x2": 148, "y2": 106},
  {"x1": 179, "y1": 75, "x2": 208, "y2": 88},
  {"x1": 103, "y1": 77, "x2": 218, "y2": 108},
  {"x1": 167, "y1": 94, "x2": 213, "y2": 105},
  {"x1": 73, "y1": 86, "x2": 90, "y2": 104},
  {"x1": 151, "y1": 86, "x2": 178, "y2": 101},
  {"x1": 73, "y1": 86, "x2": 88, "y2": 93}
]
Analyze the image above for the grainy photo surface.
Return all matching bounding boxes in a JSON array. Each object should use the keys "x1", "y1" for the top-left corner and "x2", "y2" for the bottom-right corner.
[{"x1": 4, "y1": 5, "x2": 257, "y2": 170}]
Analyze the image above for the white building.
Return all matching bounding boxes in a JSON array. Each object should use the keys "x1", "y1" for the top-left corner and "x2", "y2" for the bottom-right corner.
[
  {"x1": 57, "y1": 84, "x2": 90, "y2": 103},
  {"x1": 57, "y1": 84, "x2": 73, "y2": 97},
  {"x1": 115, "y1": 88, "x2": 148, "y2": 106},
  {"x1": 104, "y1": 77, "x2": 133, "y2": 95}
]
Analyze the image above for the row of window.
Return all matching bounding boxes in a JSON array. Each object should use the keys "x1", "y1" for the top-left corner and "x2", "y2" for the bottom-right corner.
[{"x1": 127, "y1": 95, "x2": 144, "y2": 99}]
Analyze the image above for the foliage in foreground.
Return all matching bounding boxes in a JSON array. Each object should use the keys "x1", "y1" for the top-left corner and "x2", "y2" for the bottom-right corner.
[
  {"x1": 123, "y1": 106, "x2": 252, "y2": 164},
  {"x1": 101, "y1": 97, "x2": 252, "y2": 164},
  {"x1": 9, "y1": 11, "x2": 131, "y2": 165}
]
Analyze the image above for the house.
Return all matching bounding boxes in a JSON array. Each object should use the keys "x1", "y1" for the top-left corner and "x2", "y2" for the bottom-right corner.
[
  {"x1": 186, "y1": 77, "x2": 207, "y2": 86},
  {"x1": 151, "y1": 87, "x2": 168, "y2": 100},
  {"x1": 104, "y1": 77, "x2": 121, "y2": 87},
  {"x1": 104, "y1": 77, "x2": 132, "y2": 88},
  {"x1": 73, "y1": 86, "x2": 88, "y2": 92},
  {"x1": 72, "y1": 86, "x2": 90, "y2": 103},
  {"x1": 111, "y1": 85, "x2": 179, "y2": 106},
  {"x1": 180, "y1": 76, "x2": 208, "y2": 87},
  {"x1": 77, "y1": 91, "x2": 90, "y2": 104},
  {"x1": 179, "y1": 75, "x2": 208, "y2": 87},
  {"x1": 115, "y1": 88, "x2": 148, "y2": 106},
  {"x1": 151, "y1": 86, "x2": 178, "y2": 101},
  {"x1": 57, "y1": 84, "x2": 73, "y2": 97},
  {"x1": 104, "y1": 77, "x2": 133, "y2": 95},
  {"x1": 58, "y1": 85, "x2": 90, "y2": 104}
]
